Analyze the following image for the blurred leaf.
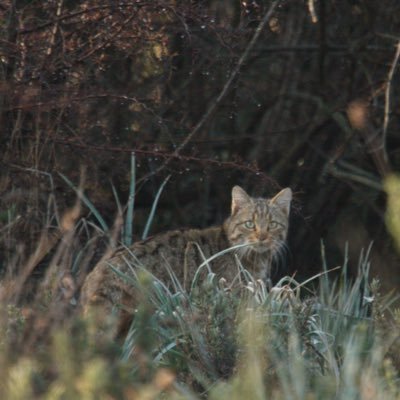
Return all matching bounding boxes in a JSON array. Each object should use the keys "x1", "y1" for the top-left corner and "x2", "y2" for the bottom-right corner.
[{"x1": 384, "y1": 174, "x2": 400, "y2": 252}]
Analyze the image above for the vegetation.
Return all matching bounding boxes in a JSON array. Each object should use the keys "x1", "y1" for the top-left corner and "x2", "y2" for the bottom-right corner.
[
  {"x1": 0, "y1": 172, "x2": 399, "y2": 398},
  {"x1": 1, "y1": 0, "x2": 400, "y2": 398}
]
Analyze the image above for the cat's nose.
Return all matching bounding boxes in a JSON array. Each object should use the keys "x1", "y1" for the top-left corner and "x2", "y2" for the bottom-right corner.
[{"x1": 257, "y1": 232, "x2": 269, "y2": 241}]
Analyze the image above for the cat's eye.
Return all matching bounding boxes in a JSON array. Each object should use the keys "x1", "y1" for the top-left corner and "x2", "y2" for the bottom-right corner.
[
  {"x1": 244, "y1": 220, "x2": 255, "y2": 229},
  {"x1": 269, "y1": 221, "x2": 279, "y2": 229}
]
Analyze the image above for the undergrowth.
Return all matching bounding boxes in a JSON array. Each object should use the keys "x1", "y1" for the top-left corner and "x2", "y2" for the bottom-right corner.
[{"x1": 1, "y1": 171, "x2": 400, "y2": 399}]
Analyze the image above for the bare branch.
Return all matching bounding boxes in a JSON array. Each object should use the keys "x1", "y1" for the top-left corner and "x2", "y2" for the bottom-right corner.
[
  {"x1": 17, "y1": 136, "x2": 274, "y2": 184},
  {"x1": 145, "y1": 0, "x2": 282, "y2": 181},
  {"x1": 383, "y1": 41, "x2": 400, "y2": 156},
  {"x1": 46, "y1": 0, "x2": 64, "y2": 56}
]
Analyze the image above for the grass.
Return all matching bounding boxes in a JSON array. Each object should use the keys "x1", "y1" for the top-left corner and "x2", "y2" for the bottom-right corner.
[{"x1": 1, "y1": 174, "x2": 400, "y2": 399}]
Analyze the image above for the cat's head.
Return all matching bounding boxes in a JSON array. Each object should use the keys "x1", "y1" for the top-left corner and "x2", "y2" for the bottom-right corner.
[{"x1": 224, "y1": 186, "x2": 292, "y2": 259}]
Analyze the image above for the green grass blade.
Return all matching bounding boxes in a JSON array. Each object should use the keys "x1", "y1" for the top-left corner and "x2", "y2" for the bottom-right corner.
[
  {"x1": 58, "y1": 172, "x2": 109, "y2": 232},
  {"x1": 111, "y1": 182, "x2": 123, "y2": 217},
  {"x1": 142, "y1": 175, "x2": 170, "y2": 240},
  {"x1": 190, "y1": 243, "x2": 249, "y2": 292},
  {"x1": 124, "y1": 152, "x2": 136, "y2": 246}
]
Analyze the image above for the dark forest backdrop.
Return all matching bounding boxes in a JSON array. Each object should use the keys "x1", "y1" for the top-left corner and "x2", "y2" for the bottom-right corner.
[{"x1": 1, "y1": 0, "x2": 400, "y2": 293}]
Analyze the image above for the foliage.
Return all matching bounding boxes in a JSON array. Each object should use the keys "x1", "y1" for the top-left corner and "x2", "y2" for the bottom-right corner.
[
  {"x1": 385, "y1": 174, "x2": 400, "y2": 253},
  {"x1": 1, "y1": 209, "x2": 400, "y2": 398},
  {"x1": 2, "y1": 0, "x2": 400, "y2": 289},
  {"x1": 1, "y1": 0, "x2": 400, "y2": 398}
]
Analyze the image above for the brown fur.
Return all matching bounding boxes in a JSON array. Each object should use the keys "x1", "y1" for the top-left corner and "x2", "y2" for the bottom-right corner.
[{"x1": 80, "y1": 186, "x2": 292, "y2": 335}]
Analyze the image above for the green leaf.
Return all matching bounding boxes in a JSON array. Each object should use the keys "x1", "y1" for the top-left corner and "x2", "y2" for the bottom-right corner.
[{"x1": 142, "y1": 175, "x2": 170, "y2": 240}]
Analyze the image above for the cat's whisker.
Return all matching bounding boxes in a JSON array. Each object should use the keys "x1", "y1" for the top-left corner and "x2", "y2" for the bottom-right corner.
[
  {"x1": 269, "y1": 239, "x2": 287, "y2": 269},
  {"x1": 276, "y1": 240, "x2": 287, "y2": 258}
]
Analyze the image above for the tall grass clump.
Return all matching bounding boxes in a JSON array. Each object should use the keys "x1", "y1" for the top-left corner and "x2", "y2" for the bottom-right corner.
[{"x1": 115, "y1": 242, "x2": 400, "y2": 398}]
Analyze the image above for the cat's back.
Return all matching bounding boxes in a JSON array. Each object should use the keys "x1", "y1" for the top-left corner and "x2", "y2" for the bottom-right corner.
[
  {"x1": 117, "y1": 225, "x2": 229, "y2": 274},
  {"x1": 81, "y1": 225, "x2": 231, "y2": 310}
]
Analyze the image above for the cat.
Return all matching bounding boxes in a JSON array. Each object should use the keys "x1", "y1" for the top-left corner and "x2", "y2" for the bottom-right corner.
[{"x1": 80, "y1": 185, "x2": 292, "y2": 335}]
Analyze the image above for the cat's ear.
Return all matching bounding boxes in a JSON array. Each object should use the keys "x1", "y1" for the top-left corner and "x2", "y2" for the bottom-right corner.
[
  {"x1": 231, "y1": 186, "x2": 251, "y2": 214},
  {"x1": 270, "y1": 188, "x2": 292, "y2": 217}
]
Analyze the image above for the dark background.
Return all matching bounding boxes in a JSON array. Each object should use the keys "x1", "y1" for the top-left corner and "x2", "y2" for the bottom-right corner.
[{"x1": 1, "y1": 0, "x2": 400, "y2": 292}]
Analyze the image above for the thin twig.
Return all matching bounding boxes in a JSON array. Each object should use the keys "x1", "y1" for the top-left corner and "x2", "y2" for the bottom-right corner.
[
  {"x1": 78, "y1": 14, "x2": 137, "y2": 62},
  {"x1": 142, "y1": 0, "x2": 281, "y2": 182},
  {"x1": 382, "y1": 41, "x2": 400, "y2": 158},
  {"x1": 18, "y1": 2, "x2": 152, "y2": 34},
  {"x1": 18, "y1": 136, "x2": 274, "y2": 183},
  {"x1": 318, "y1": 0, "x2": 326, "y2": 85},
  {"x1": 307, "y1": 0, "x2": 318, "y2": 23},
  {"x1": 46, "y1": 0, "x2": 64, "y2": 56},
  {"x1": 327, "y1": 164, "x2": 383, "y2": 191},
  {"x1": 255, "y1": 44, "x2": 395, "y2": 53}
]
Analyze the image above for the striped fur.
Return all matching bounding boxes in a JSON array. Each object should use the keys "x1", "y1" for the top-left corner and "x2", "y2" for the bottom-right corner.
[{"x1": 81, "y1": 186, "x2": 292, "y2": 336}]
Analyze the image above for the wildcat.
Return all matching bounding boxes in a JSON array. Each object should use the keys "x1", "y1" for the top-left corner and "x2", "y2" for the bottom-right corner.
[{"x1": 80, "y1": 185, "x2": 292, "y2": 335}]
